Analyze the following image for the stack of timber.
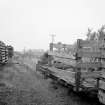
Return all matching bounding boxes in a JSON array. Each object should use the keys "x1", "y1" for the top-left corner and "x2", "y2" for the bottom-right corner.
[
  {"x1": 0, "y1": 41, "x2": 8, "y2": 64},
  {"x1": 0, "y1": 41, "x2": 14, "y2": 65}
]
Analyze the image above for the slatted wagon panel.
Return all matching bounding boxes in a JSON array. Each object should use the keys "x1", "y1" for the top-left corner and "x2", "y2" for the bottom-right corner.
[{"x1": 38, "y1": 39, "x2": 105, "y2": 93}]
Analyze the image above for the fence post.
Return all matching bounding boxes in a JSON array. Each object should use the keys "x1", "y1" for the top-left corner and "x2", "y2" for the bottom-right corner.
[
  {"x1": 75, "y1": 39, "x2": 82, "y2": 92},
  {"x1": 48, "y1": 43, "x2": 53, "y2": 66},
  {"x1": 96, "y1": 46, "x2": 102, "y2": 90}
]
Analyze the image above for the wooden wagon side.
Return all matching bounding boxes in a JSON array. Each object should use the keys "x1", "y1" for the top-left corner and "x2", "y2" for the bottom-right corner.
[{"x1": 36, "y1": 39, "x2": 105, "y2": 104}]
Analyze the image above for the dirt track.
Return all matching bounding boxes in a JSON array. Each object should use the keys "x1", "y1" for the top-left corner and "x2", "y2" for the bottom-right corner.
[{"x1": 0, "y1": 62, "x2": 102, "y2": 105}]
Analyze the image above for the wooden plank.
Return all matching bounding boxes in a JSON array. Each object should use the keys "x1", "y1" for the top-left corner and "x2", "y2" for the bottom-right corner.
[
  {"x1": 82, "y1": 78, "x2": 97, "y2": 88},
  {"x1": 53, "y1": 43, "x2": 72, "y2": 49},
  {"x1": 64, "y1": 44, "x2": 73, "y2": 49},
  {"x1": 40, "y1": 65, "x2": 103, "y2": 89},
  {"x1": 54, "y1": 72, "x2": 75, "y2": 85},
  {"x1": 2, "y1": 54, "x2": 6, "y2": 56},
  {"x1": 101, "y1": 52, "x2": 105, "y2": 58},
  {"x1": 48, "y1": 51, "x2": 75, "y2": 59},
  {"x1": 53, "y1": 57, "x2": 76, "y2": 66},
  {"x1": 99, "y1": 80, "x2": 105, "y2": 90},
  {"x1": 53, "y1": 43, "x2": 64, "y2": 49},
  {"x1": 76, "y1": 62, "x2": 101, "y2": 68},
  {"x1": 81, "y1": 71, "x2": 101, "y2": 78},
  {"x1": 0, "y1": 48, "x2": 5, "y2": 50},
  {"x1": 79, "y1": 39, "x2": 105, "y2": 49},
  {"x1": 101, "y1": 62, "x2": 105, "y2": 68},
  {"x1": 77, "y1": 50, "x2": 101, "y2": 58},
  {"x1": 100, "y1": 71, "x2": 105, "y2": 90},
  {"x1": 79, "y1": 40, "x2": 98, "y2": 47},
  {"x1": 77, "y1": 48, "x2": 105, "y2": 58},
  {"x1": 98, "y1": 40, "x2": 105, "y2": 48},
  {"x1": 41, "y1": 65, "x2": 76, "y2": 85},
  {"x1": 100, "y1": 71, "x2": 105, "y2": 79}
]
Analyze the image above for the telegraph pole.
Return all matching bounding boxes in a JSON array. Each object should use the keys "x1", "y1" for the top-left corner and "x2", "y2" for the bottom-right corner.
[
  {"x1": 23, "y1": 47, "x2": 26, "y2": 54},
  {"x1": 50, "y1": 34, "x2": 56, "y2": 43},
  {"x1": 49, "y1": 34, "x2": 56, "y2": 66},
  {"x1": 49, "y1": 34, "x2": 56, "y2": 52}
]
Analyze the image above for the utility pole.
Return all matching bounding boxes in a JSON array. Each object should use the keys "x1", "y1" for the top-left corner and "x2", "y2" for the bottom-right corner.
[
  {"x1": 23, "y1": 47, "x2": 26, "y2": 54},
  {"x1": 49, "y1": 34, "x2": 56, "y2": 66},
  {"x1": 50, "y1": 34, "x2": 56, "y2": 43}
]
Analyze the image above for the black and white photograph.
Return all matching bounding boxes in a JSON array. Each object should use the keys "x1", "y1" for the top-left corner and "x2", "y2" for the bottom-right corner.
[{"x1": 0, "y1": 0, "x2": 105, "y2": 105}]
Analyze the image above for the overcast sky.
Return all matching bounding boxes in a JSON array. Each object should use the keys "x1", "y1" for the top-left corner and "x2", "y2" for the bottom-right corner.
[{"x1": 0, "y1": 0, "x2": 105, "y2": 51}]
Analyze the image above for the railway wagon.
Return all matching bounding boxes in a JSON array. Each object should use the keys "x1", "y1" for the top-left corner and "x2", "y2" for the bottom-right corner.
[{"x1": 36, "y1": 39, "x2": 105, "y2": 104}]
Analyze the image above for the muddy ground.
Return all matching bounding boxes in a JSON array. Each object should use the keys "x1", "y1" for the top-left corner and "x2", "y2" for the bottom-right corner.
[{"x1": 0, "y1": 60, "x2": 102, "y2": 105}]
